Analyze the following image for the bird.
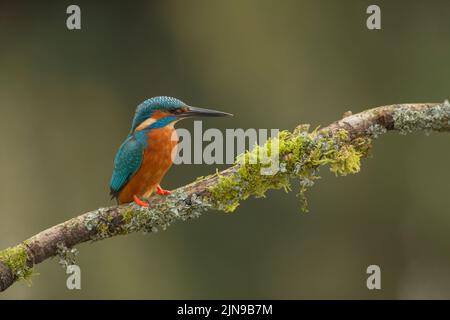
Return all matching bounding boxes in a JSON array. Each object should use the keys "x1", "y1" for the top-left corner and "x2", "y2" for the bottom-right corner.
[{"x1": 110, "y1": 96, "x2": 232, "y2": 207}]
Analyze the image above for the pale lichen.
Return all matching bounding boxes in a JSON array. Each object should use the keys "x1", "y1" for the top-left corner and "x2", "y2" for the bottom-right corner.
[
  {"x1": 366, "y1": 123, "x2": 387, "y2": 139},
  {"x1": 84, "y1": 191, "x2": 212, "y2": 241},
  {"x1": 393, "y1": 101, "x2": 450, "y2": 135},
  {"x1": 56, "y1": 242, "x2": 79, "y2": 269},
  {"x1": 121, "y1": 191, "x2": 211, "y2": 235},
  {"x1": 84, "y1": 212, "x2": 99, "y2": 231}
]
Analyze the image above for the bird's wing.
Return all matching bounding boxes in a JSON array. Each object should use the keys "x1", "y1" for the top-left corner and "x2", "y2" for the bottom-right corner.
[{"x1": 109, "y1": 135, "x2": 144, "y2": 198}]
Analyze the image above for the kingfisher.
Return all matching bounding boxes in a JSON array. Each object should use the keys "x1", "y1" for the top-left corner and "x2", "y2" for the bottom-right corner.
[{"x1": 110, "y1": 96, "x2": 232, "y2": 207}]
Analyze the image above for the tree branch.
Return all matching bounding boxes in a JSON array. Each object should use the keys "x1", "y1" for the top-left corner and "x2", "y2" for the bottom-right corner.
[{"x1": 1, "y1": 102, "x2": 449, "y2": 292}]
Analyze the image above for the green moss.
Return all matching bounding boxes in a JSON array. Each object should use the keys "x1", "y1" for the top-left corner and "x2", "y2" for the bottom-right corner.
[
  {"x1": 0, "y1": 244, "x2": 33, "y2": 281},
  {"x1": 210, "y1": 127, "x2": 371, "y2": 212},
  {"x1": 329, "y1": 144, "x2": 362, "y2": 175},
  {"x1": 120, "y1": 209, "x2": 135, "y2": 225},
  {"x1": 96, "y1": 220, "x2": 111, "y2": 238}
]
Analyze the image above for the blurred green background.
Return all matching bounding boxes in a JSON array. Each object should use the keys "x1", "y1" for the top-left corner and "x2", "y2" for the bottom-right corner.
[{"x1": 1, "y1": 0, "x2": 449, "y2": 299}]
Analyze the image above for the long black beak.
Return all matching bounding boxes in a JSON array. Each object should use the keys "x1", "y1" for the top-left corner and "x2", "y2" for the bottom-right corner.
[{"x1": 178, "y1": 106, "x2": 233, "y2": 118}]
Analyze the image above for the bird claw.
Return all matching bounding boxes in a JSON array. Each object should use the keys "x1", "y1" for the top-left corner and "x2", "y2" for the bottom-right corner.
[
  {"x1": 133, "y1": 195, "x2": 150, "y2": 207},
  {"x1": 156, "y1": 185, "x2": 171, "y2": 196}
]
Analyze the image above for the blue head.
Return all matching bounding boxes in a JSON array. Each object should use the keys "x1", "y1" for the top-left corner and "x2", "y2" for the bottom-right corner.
[{"x1": 130, "y1": 96, "x2": 232, "y2": 133}]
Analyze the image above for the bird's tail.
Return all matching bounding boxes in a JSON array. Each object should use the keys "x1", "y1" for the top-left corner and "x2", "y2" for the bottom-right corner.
[{"x1": 109, "y1": 188, "x2": 120, "y2": 204}]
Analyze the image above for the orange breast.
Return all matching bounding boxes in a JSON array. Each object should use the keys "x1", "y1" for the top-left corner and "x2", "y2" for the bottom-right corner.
[{"x1": 118, "y1": 126, "x2": 178, "y2": 203}]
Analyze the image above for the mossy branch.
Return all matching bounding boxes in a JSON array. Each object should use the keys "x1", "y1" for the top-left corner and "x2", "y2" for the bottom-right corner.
[{"x1": 1, "y1": 102, "x2": 449, "y2": 292}]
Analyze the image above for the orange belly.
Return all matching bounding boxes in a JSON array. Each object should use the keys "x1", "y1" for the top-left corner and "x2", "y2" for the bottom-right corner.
[{"x1": 118, "y1": 126, "x2": 178, "y2": 204}]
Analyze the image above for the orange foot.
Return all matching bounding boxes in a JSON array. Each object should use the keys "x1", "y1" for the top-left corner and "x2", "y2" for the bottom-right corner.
[
  {"x1": 156, "y1": 185, "x2": 171, "y2": 196},
  {"x1": 133, "y1": 195, "x2": 149, "y2": 207}
]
